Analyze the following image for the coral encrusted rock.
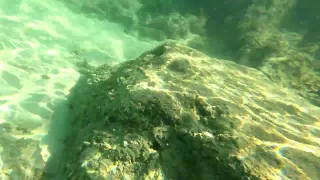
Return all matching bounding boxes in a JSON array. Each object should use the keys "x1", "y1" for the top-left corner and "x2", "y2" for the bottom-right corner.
[{"x1": 63, "y1": 42, "x2": 320, "y2": 180}]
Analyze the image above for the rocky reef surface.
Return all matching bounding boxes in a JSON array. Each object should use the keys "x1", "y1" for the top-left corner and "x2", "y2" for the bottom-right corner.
[
  {"x1": 59, "y1": 42, "x2": 320, "y2": 180},
  {"x1": 1, "y1": 0, "x2": 319, "y2": 179}
]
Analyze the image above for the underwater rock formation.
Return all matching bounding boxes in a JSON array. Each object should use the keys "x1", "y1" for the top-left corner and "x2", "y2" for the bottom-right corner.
[
  {"x1": 62, "y1": 42, "x2": 320, "y2": 180},
  {"x1": 233, "y1": 0, "x2": 320, "y2": 106}
]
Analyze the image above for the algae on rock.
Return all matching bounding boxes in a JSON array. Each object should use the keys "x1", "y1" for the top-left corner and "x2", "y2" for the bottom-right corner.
[{"x1": 62, "y1": 43, "x2": 320, "y2": 180}]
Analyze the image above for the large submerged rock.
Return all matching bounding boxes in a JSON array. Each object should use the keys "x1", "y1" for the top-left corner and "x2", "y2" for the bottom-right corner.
[{"x1": 63, "y1": 43, "x2": 320, "y2": 180}]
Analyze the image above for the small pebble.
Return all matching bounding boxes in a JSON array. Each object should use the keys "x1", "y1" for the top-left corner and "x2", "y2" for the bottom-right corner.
[
  {"x1": 123, "y1": 141, "x2": 128, "y2": 147},
  {"x1": 41, "y1": 74, "x2": 51, "y2": 79}
]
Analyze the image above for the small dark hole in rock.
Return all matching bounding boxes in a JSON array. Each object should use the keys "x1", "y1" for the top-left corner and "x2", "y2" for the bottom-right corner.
[
  {"x1": 151, "y1": 140, "x2": 161, "y2": 151},
  {"x1": 109, "y1": 115, "x2": 118, "y2": 123}
]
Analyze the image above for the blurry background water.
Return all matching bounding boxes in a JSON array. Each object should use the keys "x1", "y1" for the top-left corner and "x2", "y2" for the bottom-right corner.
[{"x1": 0, "y1": 0, "x2": 319, "y2": 179}]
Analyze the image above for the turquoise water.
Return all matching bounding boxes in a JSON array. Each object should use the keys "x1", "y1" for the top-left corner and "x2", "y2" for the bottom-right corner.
[{"x1": 0, "y1": 0, "x2": 319, "y2": 179}]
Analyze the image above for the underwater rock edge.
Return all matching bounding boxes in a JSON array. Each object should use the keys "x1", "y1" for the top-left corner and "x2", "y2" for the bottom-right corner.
[{"x1": 61, "y1": 42, "x2": 320, "y2": 180}]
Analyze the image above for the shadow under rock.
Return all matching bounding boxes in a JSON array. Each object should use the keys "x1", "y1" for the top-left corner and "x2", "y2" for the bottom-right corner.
[{"x1": 40, "y1": 75, "x2": 90, "y2": 180}]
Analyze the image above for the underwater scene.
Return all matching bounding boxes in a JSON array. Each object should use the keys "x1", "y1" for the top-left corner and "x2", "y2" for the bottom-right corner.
[{"x1": 0, "y1": 0, "x2": 319, "y2": 179}]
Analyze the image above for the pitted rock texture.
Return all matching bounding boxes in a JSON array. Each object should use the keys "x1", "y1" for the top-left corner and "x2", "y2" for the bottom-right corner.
[{"x1": 63, "y1": 42, "x2": 320, "y2": 180}]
